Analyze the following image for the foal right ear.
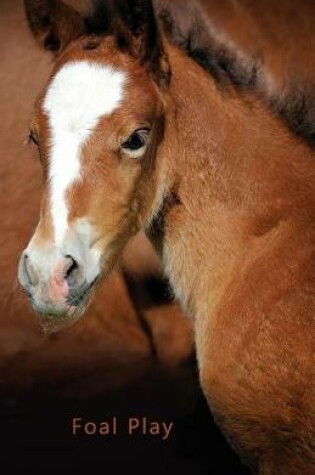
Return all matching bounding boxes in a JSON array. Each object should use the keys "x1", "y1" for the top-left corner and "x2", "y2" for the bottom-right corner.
[{"x1": 24, "y1": 0, "x2": 86, "y2": 54}]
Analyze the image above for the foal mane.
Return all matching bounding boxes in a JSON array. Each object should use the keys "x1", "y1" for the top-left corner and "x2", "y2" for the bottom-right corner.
[{"x1": 156, "y1": 1, "x2": 315, "y2": 148}]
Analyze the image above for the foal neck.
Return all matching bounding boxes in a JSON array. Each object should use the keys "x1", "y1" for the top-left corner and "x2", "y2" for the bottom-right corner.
[
  {"x1": 150, "y1": 43, "x2": 315, "y2": 317},
  {"x1": 162, "y1": 43, "x2": 315, "y2": 219}
]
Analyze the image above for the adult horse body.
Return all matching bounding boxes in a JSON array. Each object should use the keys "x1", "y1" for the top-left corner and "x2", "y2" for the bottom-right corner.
[{"x1": 18, "y1": 0, "x2": 315, "y2": 473}]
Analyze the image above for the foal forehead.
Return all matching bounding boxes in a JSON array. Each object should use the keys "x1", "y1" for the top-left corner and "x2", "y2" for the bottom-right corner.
[{"x1": 43, "y1": 60, "x2": 127, "y2": 134}]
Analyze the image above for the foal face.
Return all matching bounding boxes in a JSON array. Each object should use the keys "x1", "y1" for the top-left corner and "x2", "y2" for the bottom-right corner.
[{"x1": 18, "y1": 39, "x2": 165, "y2": 320}]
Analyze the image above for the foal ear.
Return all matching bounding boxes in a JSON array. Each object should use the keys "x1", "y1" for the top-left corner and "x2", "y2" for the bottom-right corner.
[
  {"x1": 24, "y1": 0, "x2": 86, "y2": 54},
  {"x1": 115, "y1": 0, "x2": 170, "y2": 87}
]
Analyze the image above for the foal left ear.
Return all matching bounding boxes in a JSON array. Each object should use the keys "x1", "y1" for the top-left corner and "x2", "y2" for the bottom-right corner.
[
  {"x1": 114, "y1": 0, "x2": 170, "y2": 87},
  {"x1": 24, "y1": 0, "x2": 86, "y2": 54}
]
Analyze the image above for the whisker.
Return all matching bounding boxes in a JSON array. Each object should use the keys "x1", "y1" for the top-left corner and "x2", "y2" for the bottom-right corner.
[{"x1": 66, "y1": 276, "x2": 99, "y2": 307}]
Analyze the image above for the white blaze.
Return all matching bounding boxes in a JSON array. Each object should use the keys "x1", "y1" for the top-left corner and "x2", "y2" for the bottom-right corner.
[{"x1": 43, "y1": 61, "x2": 126, "y2": 245}]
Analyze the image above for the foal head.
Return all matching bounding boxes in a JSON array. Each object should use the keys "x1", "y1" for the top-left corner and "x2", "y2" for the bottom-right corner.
[{"x1": 18, "y1": 0, "x2": 170, "y2": 322}]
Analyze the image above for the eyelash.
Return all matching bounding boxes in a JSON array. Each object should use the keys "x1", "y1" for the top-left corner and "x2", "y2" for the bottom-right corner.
[{"x1": 28, "y1": 131, "x2": 39, "y2": 147}]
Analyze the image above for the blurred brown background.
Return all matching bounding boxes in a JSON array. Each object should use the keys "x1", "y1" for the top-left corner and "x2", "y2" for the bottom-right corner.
[{"x1": 0, "y1": 1, "x2": 249, "y2": 473}]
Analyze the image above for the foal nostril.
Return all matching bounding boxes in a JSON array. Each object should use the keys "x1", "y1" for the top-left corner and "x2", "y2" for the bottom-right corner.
[
  {"x1": 22, "y1": 254, "x2": 30, "y2": 284},
  {"x1": 50, "y1": 256, "x2": 80, "y2": 300},
  {"x1": 22, "y1": 254, "x2": 38, "y2": 287},
  {"x1": 64, "y1": 255, "x2": 79, "y2": 286}
]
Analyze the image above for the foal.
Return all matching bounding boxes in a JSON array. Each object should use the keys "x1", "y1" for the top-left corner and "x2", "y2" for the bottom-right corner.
[{"x1": 19, "y1": 0, "x2": 315, "y2": 473}]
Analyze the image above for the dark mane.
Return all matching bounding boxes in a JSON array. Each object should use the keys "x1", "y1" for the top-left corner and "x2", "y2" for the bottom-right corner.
[
  {"x1": 270, "y1": 85, "x2": 315, "y2": 147},
  {"x1": 158, "y1": 7, "x2": 259, "y2": 90},
  {"x1": 157, "y1": 4, "x2": 315, "y2": 147}
]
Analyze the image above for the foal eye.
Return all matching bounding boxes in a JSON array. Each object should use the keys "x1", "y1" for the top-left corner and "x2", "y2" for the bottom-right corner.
[{"x1": 121, "y1": 129, "x2": 149, "y2": 158}]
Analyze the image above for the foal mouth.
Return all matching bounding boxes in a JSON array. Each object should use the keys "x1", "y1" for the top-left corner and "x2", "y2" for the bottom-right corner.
[
  {"x1": 66, "y1": 276, "x2": 99, "y2": 307},
  {"x1": 24, "y1": 276, "x2": 100, "y2": 335}
]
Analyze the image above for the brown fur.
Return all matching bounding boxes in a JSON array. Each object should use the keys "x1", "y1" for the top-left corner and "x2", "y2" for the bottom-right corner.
[
  {"x1": 156, "y1": 46, "x2": 315, "y2": 473},
  {"x1": 21, "y1": 1, "x2": 315, "y2": 473}
]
